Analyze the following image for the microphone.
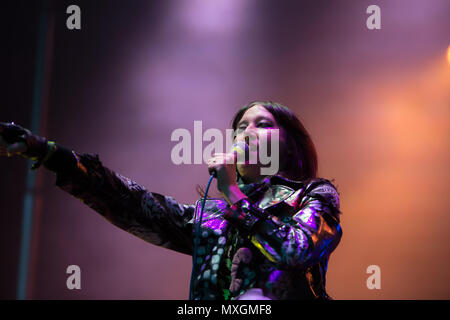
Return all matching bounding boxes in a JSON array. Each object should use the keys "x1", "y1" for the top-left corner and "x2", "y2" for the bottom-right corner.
[
  {"x1": 210, "y1": 141, "x2": 249, "y2": 177},
  {"x1": 230, "y1": 141, "x2": 249, "y2": 163}
]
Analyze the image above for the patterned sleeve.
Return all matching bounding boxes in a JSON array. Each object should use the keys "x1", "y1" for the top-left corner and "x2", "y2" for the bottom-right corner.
[
  {"x1": 43, "y1": 144, "x2": 195, "y2": 255},
  {"x1": 224, "y1": 180, "x2": 342, "y2": 268}
]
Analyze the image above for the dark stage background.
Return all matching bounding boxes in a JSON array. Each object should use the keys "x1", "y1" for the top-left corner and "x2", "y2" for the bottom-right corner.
[{"x1": 1, "y1": 0, "x2": 449, "y2": 299}]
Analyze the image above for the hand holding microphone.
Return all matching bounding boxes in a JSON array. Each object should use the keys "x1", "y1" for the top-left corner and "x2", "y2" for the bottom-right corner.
[
  {"x1": 207, "y1": 142, "x2": 248, "y2": 205},
  {"x1": 0, "y1": 122, "x2": 49, "y2": 161}
]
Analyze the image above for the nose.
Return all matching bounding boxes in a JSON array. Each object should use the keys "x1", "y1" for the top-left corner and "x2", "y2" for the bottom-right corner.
[
  {"x1": 243, "y1": 122, "x2": 257, "y2": 134},
  {"x1": 237, "y1": 125, "x2": 259, "y2": 145}
]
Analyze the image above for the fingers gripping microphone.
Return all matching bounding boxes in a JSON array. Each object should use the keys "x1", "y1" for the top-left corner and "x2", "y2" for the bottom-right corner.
[{"x1": 210, "y1": 141, "x2": 249, "y2": 177}]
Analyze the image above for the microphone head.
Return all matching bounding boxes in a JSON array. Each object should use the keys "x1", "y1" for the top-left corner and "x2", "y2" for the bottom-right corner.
[
  {"x1": 231, "y1": 141, "x2": 249, "y2": 152},
  {"x1": 230, "y1": 141, "x2": 249, "y2": 163}
]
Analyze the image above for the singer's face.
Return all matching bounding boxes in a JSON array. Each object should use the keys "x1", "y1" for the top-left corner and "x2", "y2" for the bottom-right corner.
[{"x1": 234, "y1": 105, "x2": 287, "y2": 183}]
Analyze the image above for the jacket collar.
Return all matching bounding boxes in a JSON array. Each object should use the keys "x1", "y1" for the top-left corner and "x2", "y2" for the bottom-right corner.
[{"x1": 238, "y1": 175, "x2": 307, "y2": 210}]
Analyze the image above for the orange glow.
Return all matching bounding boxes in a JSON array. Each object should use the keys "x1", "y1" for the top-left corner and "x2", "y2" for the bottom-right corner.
[{"x1": 447, "y1": 45, "x2": 450, "y2": 65}]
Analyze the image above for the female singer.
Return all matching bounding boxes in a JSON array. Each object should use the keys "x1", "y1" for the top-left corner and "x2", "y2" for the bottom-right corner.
[{"x1": 0, "y1": 101, "x2": 342, "y2": 300}]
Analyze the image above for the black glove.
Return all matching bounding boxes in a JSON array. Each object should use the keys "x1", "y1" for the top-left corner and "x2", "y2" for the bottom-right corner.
[{"x1": 0, "y1": 122, "x2": 54, "y2": 170}]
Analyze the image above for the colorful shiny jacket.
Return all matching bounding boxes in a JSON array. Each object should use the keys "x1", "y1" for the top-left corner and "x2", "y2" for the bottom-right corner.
[{"x1": 43, "y1": 145, "x2": 343, "y2": 300}]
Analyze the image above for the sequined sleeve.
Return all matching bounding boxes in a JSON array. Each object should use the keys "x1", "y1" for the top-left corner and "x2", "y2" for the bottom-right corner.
[
  {"x1": 225, "y1": 181, "x2": 342, "y2": 268},
  {"x1": 43, "y1": 145, "x2": 195, "y2": 255}
]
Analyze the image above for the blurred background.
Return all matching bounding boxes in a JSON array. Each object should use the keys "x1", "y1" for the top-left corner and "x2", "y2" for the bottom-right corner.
[{"x1": 1, "y1": 0, "x2": 449, "y2": 299}]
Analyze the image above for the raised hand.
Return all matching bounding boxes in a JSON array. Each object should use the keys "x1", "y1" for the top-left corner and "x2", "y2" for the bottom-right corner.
[
  {"x1": 0, "y1": 122, "x2": 48, "y2": 161},
  {"x1": 0, "y1": 122, "x2": 28, "y2": 157}
]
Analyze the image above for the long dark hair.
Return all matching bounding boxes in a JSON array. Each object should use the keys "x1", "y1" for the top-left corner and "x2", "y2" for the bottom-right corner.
[{"x1": 231, "y1": 101, "x2": 318, "y2": 182}]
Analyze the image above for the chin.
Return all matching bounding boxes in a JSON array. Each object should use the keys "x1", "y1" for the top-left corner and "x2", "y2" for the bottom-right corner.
[{"x1": 237, "y1": 164, "x2": 263, "y2": 183}]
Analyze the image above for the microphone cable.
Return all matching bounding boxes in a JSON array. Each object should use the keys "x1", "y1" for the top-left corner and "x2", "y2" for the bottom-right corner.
[{"x1": 188, "y1": 172, "x2": 215, "y2": 300}]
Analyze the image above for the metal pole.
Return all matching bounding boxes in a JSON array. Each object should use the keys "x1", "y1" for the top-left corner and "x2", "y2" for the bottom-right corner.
[{"x1": 16, "y1": 0, "x2": 51, "y2": 300}]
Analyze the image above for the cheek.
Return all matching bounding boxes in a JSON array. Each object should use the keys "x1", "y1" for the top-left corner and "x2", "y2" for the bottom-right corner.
[
  {"x1": 235, "y1": 131, "x2": 258, "y2": 146},
  {"x1": 235, "y1": 129, "x2": 286, "y2": 154},
  {"x1": 267, "y1": 130, "x2": 289, "y2": 164},
  {"x1": 258, "y1": 129, "x2": 285, "y2": 148}
]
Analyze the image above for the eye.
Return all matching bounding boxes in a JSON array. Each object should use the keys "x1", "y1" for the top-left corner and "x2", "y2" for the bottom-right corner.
[
  {"x1": 237, "y1": 123, "x2": 247, "y2": 132},
  {"x1": 257, "y1": 121, "x2": 273, "y2": 128}
]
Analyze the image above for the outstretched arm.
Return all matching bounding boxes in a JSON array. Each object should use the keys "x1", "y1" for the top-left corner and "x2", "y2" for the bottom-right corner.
[
  {"x1": 47, "y1": 146, "x2": 196, "y2": 255},
  {"x1": 0, "y1": 122, "x2": 195, "y2": 255}
]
